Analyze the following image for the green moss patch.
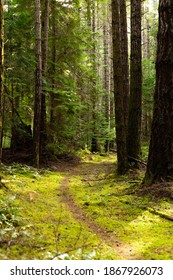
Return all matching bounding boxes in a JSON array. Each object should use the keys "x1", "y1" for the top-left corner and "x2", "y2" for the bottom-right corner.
[
  {"x1": 69, "y1": 157, "x2": 173, "y2": 259},
  {"x1": 1, "y1": 156, "x2": 173, "y2": 260},
  {"x1": 0, "y1": 163, "x2": 116, "y2": 260}
]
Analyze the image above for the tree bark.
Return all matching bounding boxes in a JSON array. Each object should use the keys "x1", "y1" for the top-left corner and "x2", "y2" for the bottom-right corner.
[
  {"x1": 33, "y1": 0, "x2": 42, "y2": 168},
  {"x1": 120, "y1": 0, "x2": 129, "y2": 140},
  {"x1": 127, "y1": 0, "x2": 142, "y2": 165},
  {"x1": 91, "y1": 1, "x2": 99, "y2": 153},
  {"x1": 49, "y1": 0, "x2": 56, "y2": 131},
  {"x1": 112, "y1": 0, "x2": 128, "y2": 174},
  {"x1": 102, "y1": 1, "x2": 111, "y2": 153},
  {"x1": 144, "y1": 0, "x2": 173, "y2": 184},
  {"x1": 40, "y1": 0, "x2": 49, "y2": 155}
]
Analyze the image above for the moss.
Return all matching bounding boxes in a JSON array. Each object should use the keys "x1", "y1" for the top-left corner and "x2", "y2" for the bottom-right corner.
[
  {"x1": 0, "y1": 163, "x2": 119, "y2": 260},
  {"x1": 69, "y1": 156, "x2": 173, "y2": 259},
  {"x1": 1, "y1": 154, "x2": 173, "y2": 260}
]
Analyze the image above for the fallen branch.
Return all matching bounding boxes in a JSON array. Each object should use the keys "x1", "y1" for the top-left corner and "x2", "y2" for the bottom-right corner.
[
  {"x1": 148, "y1": 208, "x2": 173, "y2": 221},
  {"x1": 128, "y1": 156, "x2": 147, "y2": 166},
  {"x1": 110, "y1": 149, "x2": 147, "y2": 166}
]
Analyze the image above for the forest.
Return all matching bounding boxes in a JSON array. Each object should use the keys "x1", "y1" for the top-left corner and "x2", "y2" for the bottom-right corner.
[{"x1": 0, "y1": 0, "x2": 173, "y2": 260}]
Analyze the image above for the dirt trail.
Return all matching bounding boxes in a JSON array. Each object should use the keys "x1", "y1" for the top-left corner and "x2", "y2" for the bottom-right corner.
[{"x1": 59, "y1": 161, "x2": 134, "y2": 259}]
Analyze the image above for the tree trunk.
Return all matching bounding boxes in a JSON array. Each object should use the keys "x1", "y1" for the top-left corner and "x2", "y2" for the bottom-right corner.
[
  {"x1": 33, "y1": 0, "x2": 42, "y2": 168},
  {"x1": 112, "y1": 0, "x2": 128, "y2": 174},
  {"x1": 144, "y1": 0, "x2": 173, "y2": 184},
  {"x1": 127, "y1": 0, "x2": 142, "y2": 165},
  {"x1": 49, "y1": 0, "x2": 58, "y2": 142},
  {"x1": 40, "y1": 0, "x2": 49, "y2": 155},
  {"x1": 0, "y1": 0, "x2": 4, "y2": 161},
  {"x1": 120, "y1": 0, "x2": 129, "y2": 140},
  {"x1": 91, "y1": 1, "x2": 99, "y2": 153},
  {"x1": 103, "y1": 1, "x2": 111, "y2": 153}
]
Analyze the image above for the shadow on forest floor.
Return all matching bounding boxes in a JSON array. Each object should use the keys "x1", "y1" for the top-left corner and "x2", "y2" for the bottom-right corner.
[
  {"x1": 129, "y1": 182, "x2": 173, "y2": 202},
  {"x1": 1, "y1": 153, "x2": 173, "y2": 260}
]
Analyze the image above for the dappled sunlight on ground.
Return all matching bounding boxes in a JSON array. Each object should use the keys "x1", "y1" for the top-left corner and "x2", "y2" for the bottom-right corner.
[{"x1": 0, "y1": 155, "x2": 173, "y2": 259}]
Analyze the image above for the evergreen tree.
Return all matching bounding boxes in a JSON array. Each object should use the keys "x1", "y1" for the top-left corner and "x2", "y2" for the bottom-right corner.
[
  {"x1": 120, "y1": 0, "x2": 129, "y2": 140},
  {"x1": 144, "y1": 0, "x2": 173, "y2": 184},
  {"x1": 33, "y1": 0, "x2": 42, "y2": 167},
  {"x1": 127, "y1": 0, "x2": 142, "y2": 165},
  {"x1": 40, "y1": 0, "x2": 49, "y2": 156},
  {"x1": 112, "y1": 0, "x2": 128, "y2": 174}
]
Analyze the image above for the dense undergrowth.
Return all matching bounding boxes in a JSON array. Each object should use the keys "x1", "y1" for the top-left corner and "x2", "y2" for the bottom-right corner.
[{"x1": 0, "y1": 152, "x2": 173, "y2": 260}]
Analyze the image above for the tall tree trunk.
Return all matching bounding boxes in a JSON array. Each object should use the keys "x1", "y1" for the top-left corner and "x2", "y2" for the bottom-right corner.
[
  {"x1": 33, "y1": 0, "x2": 42, "y2": 168},
  {"x1": 40, "y1": 0, "x2": 49, "y2": 155},
  {"x1": 91, "y1": 1, "x2": 99, "y2": 153},
  {"x1": 103, "y1": 1, "x2": 111, "y2": 153},
  {"x1": 85, "y1": 0, "x2": 99, "y2": 152},
  {"x1": 0, "y1": 0, "x2": 4, "y2": 162},
  {"x1": 85, "y1": 0, "x2": 92, "y2": 149},
  {"x1": 144, "y1": 0, "x2": 173, "y2": 184},
  {"x1": 112, "y1": 0, "x2": 128, "y2": 174},
  {"x1": 49, "y1": 0, "x2": 57, "y2": 141},
  {"x1": 120, "y1": 0, "x2": 129, "y2": 140},
  {"x1": 127, "y1": 0, "x2": 142, "y2": 165}
]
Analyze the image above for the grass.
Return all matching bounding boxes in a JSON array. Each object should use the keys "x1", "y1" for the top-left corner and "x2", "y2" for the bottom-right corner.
[
  {"x1": 0, "y1": 154, "x2": 173, "y2": 260},
  {"x1": 0, "y1": 162, "x2": 118, "y2": 260},
  {"x1": 69, "y1": 155, "x2": 173, "y2": 260}
]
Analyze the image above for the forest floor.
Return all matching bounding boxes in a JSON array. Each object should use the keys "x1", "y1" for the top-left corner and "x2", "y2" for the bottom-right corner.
[{"x1": 0, "y1": 153, "x2": 173, "y2": 260}]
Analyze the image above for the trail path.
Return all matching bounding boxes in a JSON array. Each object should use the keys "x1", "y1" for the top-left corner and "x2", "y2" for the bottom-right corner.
[{"x1": 58, "y1": 160, "x2": 134, "y2": 259}]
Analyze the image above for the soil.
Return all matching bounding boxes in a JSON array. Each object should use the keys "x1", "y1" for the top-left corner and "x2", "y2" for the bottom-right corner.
[{"x1": 58, "y1": 161, "x2": 135, "y2": 259}]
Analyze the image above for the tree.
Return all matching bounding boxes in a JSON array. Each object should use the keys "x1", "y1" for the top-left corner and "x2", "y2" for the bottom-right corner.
[
  {"x1": 2, "y1": 0, "x2": 158, "y2": 165},
  {"x1": 102, "y1": 0, "x2": 113, "y2": 153},
  {"x1": 4, "y1": 1, "x2": 35, "y2": 154},
  {"x1": 0, "y1": 0, "x2": 4, "y2": 161},
  {"x1": 90, "y1": 1, "x2": 99, "y2": 153},
  {"x1": 144, "y1": 0, "x2": 173, "y2": 184},
  {"x1": 33, "y1": 0, "x2": 42, "y2": 167},
  {"x1": 120, "y1": 0, "x2": 129, "y2": 140},
  {"x1": 49, "y1": 0, "x2": 56, "y2": 138},
  {"x1": 112, "y1": 0, "x2": 128, "y2": 174},
  {"x1": 127, "y1": 0, "x2": 142, "y2": 165},
  {"x1": 40, "y1": 0, "x2": 49, "y2": 155}
]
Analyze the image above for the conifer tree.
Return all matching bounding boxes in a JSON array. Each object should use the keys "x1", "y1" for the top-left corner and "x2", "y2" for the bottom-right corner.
[
  {"x1": 112, "y1": 0, "x2": 128, "y2": 174},
  {"x1": 33, "y1": 0, "x2": 42, "y2": 167},
  {"x1": 127, "y1": 0, "x2": 142, "y2": 165},
  {"x1": 144, "y1": 0, "x2": 173, "y2": 184}
]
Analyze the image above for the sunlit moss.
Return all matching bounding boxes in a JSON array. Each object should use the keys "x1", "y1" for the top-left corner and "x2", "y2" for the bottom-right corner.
[
  {"x1": 1, "y1": 155, "x2": 173, "y2": 260},
  {"x1": 69, "y1": 156, "x2": 173, "y2": 260},
  {"x1": 0, "y1": 163, "x2": 119, "y2": 259}
]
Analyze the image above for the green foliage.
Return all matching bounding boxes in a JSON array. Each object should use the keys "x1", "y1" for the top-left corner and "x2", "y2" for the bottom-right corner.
[
  {"x1": 142, "y1": 58, "x2": 155, "y2": 108},
  {"x1": 141, "y1": 144, "x2": 149, "y2": 161},
  {"x1": 3, "y1": 0, "x2": 114, "y2": 154},
  {"x1": 4, "y1": 0, "x2": 35, "y2": 136},
  {"x1": 45, "y1": 142, "x2": 67, "y2": 158},
  {"x1": 0, "y1": 195, "x2": 21, "y2": 241},
  {"x1": 0, "y1": 195, "x2": 18, "y2": 227},
  {"x1": 142, "y1": 58, "x2": 155, "y2": 139}
]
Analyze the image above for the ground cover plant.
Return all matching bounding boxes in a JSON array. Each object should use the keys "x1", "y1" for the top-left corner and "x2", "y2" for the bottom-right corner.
[{"x1": 0, "y1": 153, "x2": 173, "y2": 260}]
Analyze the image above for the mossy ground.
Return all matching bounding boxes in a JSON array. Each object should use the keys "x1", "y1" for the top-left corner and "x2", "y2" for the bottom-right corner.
[{"x1": 0, "y1": 154, "x2": 173, "y2": 260}]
